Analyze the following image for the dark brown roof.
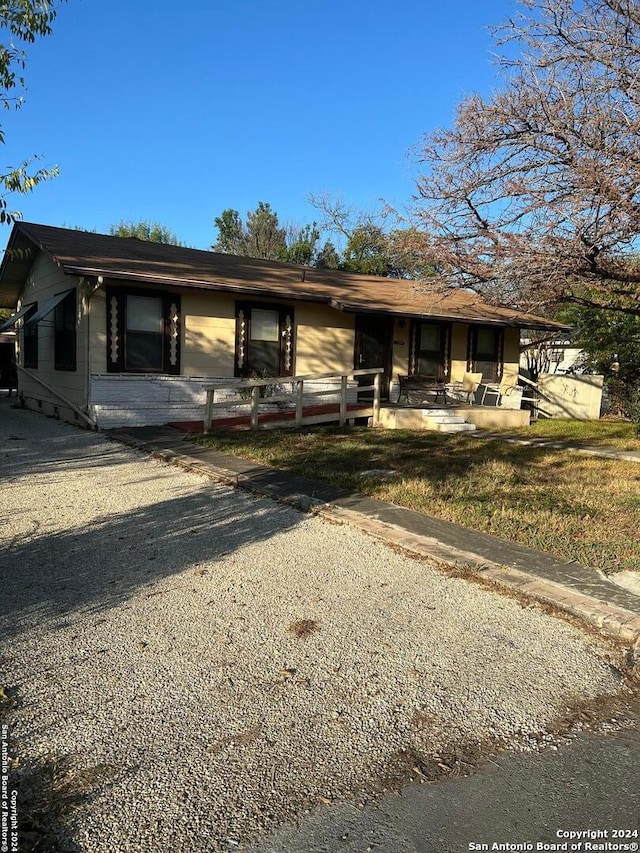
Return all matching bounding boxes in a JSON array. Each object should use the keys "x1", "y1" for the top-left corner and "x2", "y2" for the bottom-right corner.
[{"x1": 0, "y1": 222, "x2": 568, "y2": 330}]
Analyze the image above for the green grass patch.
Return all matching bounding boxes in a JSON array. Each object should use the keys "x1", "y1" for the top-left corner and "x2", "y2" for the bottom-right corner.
[
  {"x1": 194, "y1": 426, "x2": 640, "y2": 575},
  {"x1": 496, "y1": 417, "x2": 638, "y2": 449}
]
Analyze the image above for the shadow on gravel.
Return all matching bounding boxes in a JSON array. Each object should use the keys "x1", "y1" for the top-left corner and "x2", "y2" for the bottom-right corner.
[
  {"x1": 0, "y1": 418, "x2": 143, "y2": 487},
  {"x1": 0, "y1": 469, "x2": 304, "y2": 642}
]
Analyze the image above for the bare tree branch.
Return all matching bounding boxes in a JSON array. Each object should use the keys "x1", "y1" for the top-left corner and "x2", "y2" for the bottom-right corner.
[{"x1": 411, "y1": 0, "x2": 640, "y2": 316}]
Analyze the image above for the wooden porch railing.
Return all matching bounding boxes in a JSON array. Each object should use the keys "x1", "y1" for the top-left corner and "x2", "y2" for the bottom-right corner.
[
  {"x1": 517, "y1": 373, "x2": 541, "y2": 419},
  {"x1": 203, "y1": 368, "x2": 383, "y2": 432}
]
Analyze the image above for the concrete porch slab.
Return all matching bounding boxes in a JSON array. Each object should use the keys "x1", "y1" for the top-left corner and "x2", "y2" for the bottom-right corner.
[{"x1": 379, "y1": 403, "x2": 530, "y2": 430}]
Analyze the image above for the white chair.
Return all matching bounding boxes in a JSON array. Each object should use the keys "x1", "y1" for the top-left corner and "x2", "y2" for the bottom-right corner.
[
  {"x1": 446, "y1": 372, "x2": 483, "y2": 404},
  {"x1": 461, "y1": 372, "x2": 483, "y2": 403},
  {"x1": 480, "y1": 381, "x2": 523, "y2": 409}
]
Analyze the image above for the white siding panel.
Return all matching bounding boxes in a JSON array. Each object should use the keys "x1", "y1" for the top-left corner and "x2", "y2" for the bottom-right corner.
[
  {"x1": 90, "y1": 374, "x2": 360, "y2": 429},
  {"x1": 90, "y1": 374, "x2": 219, "y2": 428}
]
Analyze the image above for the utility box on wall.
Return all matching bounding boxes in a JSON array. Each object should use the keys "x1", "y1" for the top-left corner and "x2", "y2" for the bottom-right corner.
[{"x1": 536, "y1": 374, "x2": 604, "y2": 420}]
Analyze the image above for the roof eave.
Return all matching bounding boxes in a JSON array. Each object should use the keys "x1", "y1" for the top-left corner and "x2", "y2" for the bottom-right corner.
[{"x1": 333, "y1": 300, "x2": 569, "y2": 331}]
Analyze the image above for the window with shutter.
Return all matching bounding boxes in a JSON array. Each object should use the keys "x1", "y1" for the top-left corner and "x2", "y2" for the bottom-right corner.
[
  {"x1": 235, "y1": 302, "x2": 294, "y2": 377},
  {"x1": 106, "y1": 288, "x2": 180, "y2": 374}
]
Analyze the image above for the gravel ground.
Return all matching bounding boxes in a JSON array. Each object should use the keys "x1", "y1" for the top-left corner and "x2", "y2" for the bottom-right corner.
[{"x1": 0, "y1": 399, "x2": 629, "y2": 852}]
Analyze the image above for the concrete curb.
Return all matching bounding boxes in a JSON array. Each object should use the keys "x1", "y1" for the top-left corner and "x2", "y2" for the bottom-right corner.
[{"x1": 112, "y1": 433, "x2": 640, "y2": 667}]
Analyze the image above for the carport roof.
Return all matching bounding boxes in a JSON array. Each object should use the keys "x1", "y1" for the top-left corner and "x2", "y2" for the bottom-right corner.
[{"x1": 0, "y1": 222, "x2": 569, "y2": 331}]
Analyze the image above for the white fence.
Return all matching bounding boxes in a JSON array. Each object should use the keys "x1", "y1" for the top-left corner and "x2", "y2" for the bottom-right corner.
[
  {"x1": 89, "y1": 370, "x2": 382, "y2": 430},
  {"x1": 204, "y1": 369, "x2": 383, "y2": 431}
]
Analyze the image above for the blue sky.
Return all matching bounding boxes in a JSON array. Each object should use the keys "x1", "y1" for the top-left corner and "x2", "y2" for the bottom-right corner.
[{"x1": 2, "y1": 0, "x2": 515, "y2": 250}]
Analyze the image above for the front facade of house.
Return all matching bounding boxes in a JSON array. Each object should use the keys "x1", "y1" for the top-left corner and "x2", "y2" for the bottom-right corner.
[{"x1": 0, "y1": 223, "x2": 566, "y2": 429}]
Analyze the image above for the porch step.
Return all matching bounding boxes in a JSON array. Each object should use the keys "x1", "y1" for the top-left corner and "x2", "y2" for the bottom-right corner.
[
  {"x1": 420, "y1": 408, "x2": 451, "y2": 418},
  {"x1": 433, "y1": 421, "x2": 477, "y2": 433},
  {"x1": 421, "y1": 409, "x2": 477, "y2": 433}
]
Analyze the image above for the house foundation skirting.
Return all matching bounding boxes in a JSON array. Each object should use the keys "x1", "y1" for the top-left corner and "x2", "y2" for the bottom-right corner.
[{"x1": 89, "y1": 374, "x2": 358, "y2": 430}]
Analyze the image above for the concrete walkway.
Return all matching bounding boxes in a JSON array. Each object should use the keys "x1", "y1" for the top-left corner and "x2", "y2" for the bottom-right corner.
[
  {"x1": 110, "y1": 426, "x2": 640, "y2": 664},
  {"x1": 475, "y1": 430, "x2": 640, "y2": 463}
]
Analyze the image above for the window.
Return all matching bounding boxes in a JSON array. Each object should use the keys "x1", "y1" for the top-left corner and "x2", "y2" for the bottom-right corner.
[
  {"x1": 23, "y1": 304, "x2": 38, "y2": 369},
  {"x1": 409, "y1": 322, "x2": 450, "y2": 380},
  {"x1": 469, "y1": 326, "x2": 504, "y2": 382},
  {"x1": 235, "y1": 302, "x2": 294, "y2": 377},
  {"x1": 54, "y1": 290, "x2": 77, "y2": 371},
  {"x1": 125, "y1": 295, "x2": 164, "y2": 370},
  {"x1": 107, "y1": 288, "x2": 181, "y2": 374}
]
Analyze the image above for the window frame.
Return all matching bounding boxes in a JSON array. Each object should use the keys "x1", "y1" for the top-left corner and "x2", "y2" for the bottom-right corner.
[
  {"x1": 409, "y1": 321, "x2": 451, "y2": 381},
  {"x1": 54, "y1": 290, "x2": 77, "y2": 371},
  {"x1": 106, "y1": 287, "x2": 181, "y2": 375},
  {"x1": 234, "y1": 301, "x2": 294, "y2": 378},
  {"x1": 468, "y1": 325, "x2": 504, "y2": 382},
  {"x1": 22, "y1": 303, "x2": 38, "y2": 369}
]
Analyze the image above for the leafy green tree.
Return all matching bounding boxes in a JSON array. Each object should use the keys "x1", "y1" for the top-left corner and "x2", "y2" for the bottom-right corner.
[
  {"x1": 213, "y1": 202, "x2": 323, "y2": 265},
  {"x1": 244, "y1": 202, "x2": 287, "y2": 260},
  {"x1": 213, "y1": 202, "x2": 287, "y2": 260},
  {"x1": 213, "y1": 199, "x2": 437, "y2": 276},
  {"x1": 279, "y1": 223, "x2": 320, "y2": 265},
  {"x1": 0, "y1": 1, "x2": 64, "y2": 223},
  {"x1": 212, "y1": 209, "x2": 245, "y2": 254},
  {"x1": 314, "y1": 239, "x2": 340, "y2": 270},
  {"x1": 308, "y1": 192, "x2": 436, "y2": 278},
  {"x1": 109, "y1": 219, "x2": 184, "y2": 246},
  {"x1": 341, "y1": 224, "x2": 392, "y2": 276},
  {"x1": 560, "y1": 302, "x2": 640, "y2": 415}
]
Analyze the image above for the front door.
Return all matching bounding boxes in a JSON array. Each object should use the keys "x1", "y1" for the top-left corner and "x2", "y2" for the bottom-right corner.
[{"x1": 354, "y1": 315, "x2": 394, "y2": 399}]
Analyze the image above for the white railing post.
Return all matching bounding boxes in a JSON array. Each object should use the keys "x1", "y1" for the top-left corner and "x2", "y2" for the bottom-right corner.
[
  {"x1": 372, "y1": 371, "x2": 381, "y2": 426},
  {"x1": 203, "y1": 368, "x2": 383, "y2": 431},
  {"x1": 339, "y1": 374, "x2": 347, "y2": 426},
  {"x1": 296, "y1": 379, "x2": 304, "y2": 426},
  {"x1": 250, "y1": 383, "x2": 260, "y2": 429},
  {"x1": 204, "y1": 388, "x2": 214, "y2": 432}
]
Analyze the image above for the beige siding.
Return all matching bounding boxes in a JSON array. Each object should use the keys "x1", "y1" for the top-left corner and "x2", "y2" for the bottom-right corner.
[
  {"x1": 391, "y1": 319, "x2": 410, "y2": 378},
  {"x1": 295, "y1": 303, "x2": 355, "y2": 375},
  {"x1": 389, "y1": 319, "x2": 411, "y2": 400},
  {"x1": 89, "y1": 288, "x2": 238, "y2": 377},
  {"x1": 93, "y1": 288, "x2": 355, "y2": 379},
  {"x1": 17, "y1": 253, "x2": 87, "y2": 417},
  {"x1": 537, "y1": 374, "x2": 603, "y2": 419},
  {"x1": 182, "y1": 291, "x2": 236, "y2": 376},
  {"x1": 450, "y1": 324, "x2": 469, "y2": 381},
  {"x1": 88, "y1": 288, "x2": 107, "y2": 374},
  {"x1": 502, "y1": 327, "x2": 520, "y2": 386}
]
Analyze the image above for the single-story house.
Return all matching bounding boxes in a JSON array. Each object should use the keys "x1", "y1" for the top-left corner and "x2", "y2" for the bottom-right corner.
[{"x1": 0, "y1": 222, "x2": 569, "y2": 429}]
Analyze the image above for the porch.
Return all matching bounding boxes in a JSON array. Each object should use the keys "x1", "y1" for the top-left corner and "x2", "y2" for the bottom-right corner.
[
  {"x1": 87, "y1": 370, "x2": 531, "y2": 433},
  {"x1": 187, "y1": 401, "x2": 529, "y2": 434},
  {"x1": 378, "y1": 401, "x2": 530, "y2": 431},
  {"x1": 197, "y1": 369, "x2": 529, "y2": 433}
]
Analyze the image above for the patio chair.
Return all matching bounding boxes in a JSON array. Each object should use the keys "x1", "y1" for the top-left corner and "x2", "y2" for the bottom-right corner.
[
  {"x1": 448, "y1": 372, "x2": 483, "y2": 404},
  {"x1": 480, "y1": 380, "x2": 524, "y2": 409}
]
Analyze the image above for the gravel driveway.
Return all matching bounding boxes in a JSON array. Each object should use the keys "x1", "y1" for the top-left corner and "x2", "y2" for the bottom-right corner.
[{"x1": 0, "y1": 399, "x2": 629, "y2": 852}]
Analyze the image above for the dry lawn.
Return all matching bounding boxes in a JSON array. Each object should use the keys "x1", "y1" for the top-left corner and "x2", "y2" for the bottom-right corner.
[{"x1": 195, "y1": 426, "x2": 640, "y2": 575}]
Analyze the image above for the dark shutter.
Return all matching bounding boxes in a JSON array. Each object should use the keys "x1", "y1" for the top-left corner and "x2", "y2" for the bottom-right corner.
[
  {"x1": 279, "y1": 306, "x2": 294, "y2": 376},
  {"x1": 496, "y1": 329, "x2": 504, "y2": 379},
  {"x1": 467, "y1": 326, "x2": 476, "y2": 373},
  {"x1": 235, "y1": 302, "x2": 250, "y2": 377},
  {"x1": 442, "y1": 323, "x2": 451, "y2": 381},
  {"x1": 408, "y1": 320, "x2": 418, "y2": 375},
  {"x1": 54, "y1": 291, "x2": 77, "y2": 371},
  {"x1": 23, "y1": 303, "x2": 38, "y2": 369},
  {"x1": 164, "y1": 294, "x2": 181, "y2": 375},
  {"x1": 106, "y1": 288, "x2": 124, "y2": 373}
]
